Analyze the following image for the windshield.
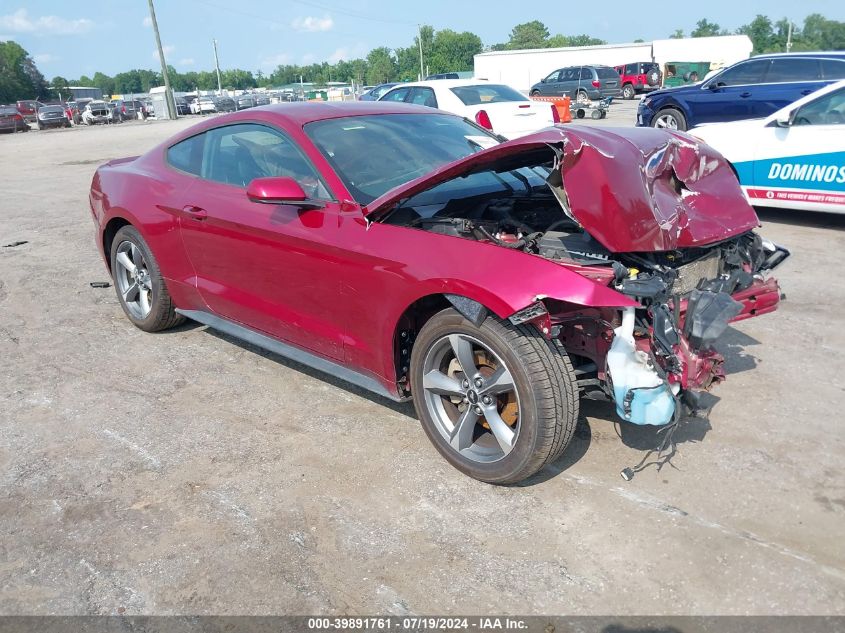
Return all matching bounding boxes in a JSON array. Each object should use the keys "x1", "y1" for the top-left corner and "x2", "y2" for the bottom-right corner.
[
  {"x1": 451, "y1": 84, "x2": 528, "y2": 105},
  {"x1": 304, "y1": 113, "x2": 499, "y2": 204}
]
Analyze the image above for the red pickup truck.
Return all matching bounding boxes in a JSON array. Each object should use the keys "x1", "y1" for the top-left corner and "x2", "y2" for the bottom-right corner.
[{"x1": 614, "y1": 62, "x2": 662, "y2": 100}]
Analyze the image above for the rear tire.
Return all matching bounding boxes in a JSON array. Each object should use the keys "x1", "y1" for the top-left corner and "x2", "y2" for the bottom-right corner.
[
  {"x1": 622, "y1": 84, "x2": 635, "y2": 100},
  {"x1": 410, "y1": 308, "x2": 578, "y2": 484},
  {"x1": 576, "y1": 89, "x2": 589, "y2": 104},
  {"x1": 652, "y1": 107, "x2": 687, "y2": 131},
  {"x1": 110, "y1": 226, "x2": 185, "y2": 333}
]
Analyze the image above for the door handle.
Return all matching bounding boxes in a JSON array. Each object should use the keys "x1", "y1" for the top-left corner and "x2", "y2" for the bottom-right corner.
[
  {"x1": 739, "y1": 92, "x2": 751, "y2": 98},
  {"x1": 182, "y1": 205, "x2": 207, "y2": 220}
]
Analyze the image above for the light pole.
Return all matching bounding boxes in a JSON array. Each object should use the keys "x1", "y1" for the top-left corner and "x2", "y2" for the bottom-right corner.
[
  {"x1": 146, "y1": 0, "x2": 177, "y2": 119},
  {"x1": 417, "y1": 24, "x2": 425, "y2": 81},
  {"x1": 213, "y1": 39, "x2": 223, "y2": 94}
]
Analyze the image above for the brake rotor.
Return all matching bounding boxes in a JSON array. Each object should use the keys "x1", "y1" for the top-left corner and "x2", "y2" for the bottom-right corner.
[{"x1": 447, "y1": 351, "x2": 518, "y2": 429}]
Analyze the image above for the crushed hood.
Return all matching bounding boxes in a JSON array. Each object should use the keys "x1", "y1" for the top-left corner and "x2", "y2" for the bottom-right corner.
[{"x1": 364, "y1": 126, "x2": 760, "y2": 253}]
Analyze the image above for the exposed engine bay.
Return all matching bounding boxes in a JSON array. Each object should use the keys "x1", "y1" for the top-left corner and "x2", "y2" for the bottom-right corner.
[{"x1": 383, "y1": 152, "x2": 789, "y2": 426}]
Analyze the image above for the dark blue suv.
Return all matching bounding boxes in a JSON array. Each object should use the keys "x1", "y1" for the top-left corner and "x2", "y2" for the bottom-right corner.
[{"x1": 637, "y1": 52, "x2": 845, "y2": 131}]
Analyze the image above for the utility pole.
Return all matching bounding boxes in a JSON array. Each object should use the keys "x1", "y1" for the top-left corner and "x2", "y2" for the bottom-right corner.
[
  {"x1": 147, "y1": 0, "x2": 176, "y2": 119},
  {"x1": 786, "y1": 21, "x2": 794, "y2": 53},
  {"x1": 213, "y1": 38, "x2": 222, "y2": 95},
  {"x1": 417, "y1": 24, "x2": 424, "y2": 81}
]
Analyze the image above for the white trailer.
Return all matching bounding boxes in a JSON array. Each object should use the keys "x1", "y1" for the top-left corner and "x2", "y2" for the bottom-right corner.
[
  {"x1": 651, "y1": 35, "x2": 753, "y2": 73},
  {"x1": 473, "y1": 35, "x2": 753, "y2": 92}
]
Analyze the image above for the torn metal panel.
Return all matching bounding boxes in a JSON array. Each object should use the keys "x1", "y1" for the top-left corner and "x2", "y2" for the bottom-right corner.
[{"x1": 366, "y1": 125, "x2": 760, "y2": 253}]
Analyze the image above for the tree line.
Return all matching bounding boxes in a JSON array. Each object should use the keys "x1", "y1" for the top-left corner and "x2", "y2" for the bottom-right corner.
[{"x1": 2, "y1": 14, "x2": 843, "y2": 103}]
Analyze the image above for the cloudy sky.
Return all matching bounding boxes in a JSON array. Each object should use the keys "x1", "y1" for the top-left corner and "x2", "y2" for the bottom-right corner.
[{"x1": 2, "y1": 1, "x2": 842, "y2": 79}]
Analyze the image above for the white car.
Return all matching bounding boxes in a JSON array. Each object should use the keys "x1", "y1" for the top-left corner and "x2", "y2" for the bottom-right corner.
[
  {"x1": 378, "y1": 79, "x2": 558, "y2": 139},
  {"x1": 189, "y1": 97, "x2": 216, "y2": 115},
  {"x1": 81, "y1": 101, "x2": 110, "y2": 125},
  {"x1": 690, "y1": 79, "x2": 845, "y2": 214}
]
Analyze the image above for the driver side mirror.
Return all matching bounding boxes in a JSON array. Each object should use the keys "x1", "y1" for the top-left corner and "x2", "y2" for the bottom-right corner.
[
  {"x1": 246, "y1": 177, "x2": 323, "y2": 209},
  {"x1": 774, "y1": 108, "x2": 796, "y2": 128}
]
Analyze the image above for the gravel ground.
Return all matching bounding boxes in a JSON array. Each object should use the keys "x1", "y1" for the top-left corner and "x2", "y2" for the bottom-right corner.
[{"x1": 1, "y1": 109, "x2": 844, "y2": 616}]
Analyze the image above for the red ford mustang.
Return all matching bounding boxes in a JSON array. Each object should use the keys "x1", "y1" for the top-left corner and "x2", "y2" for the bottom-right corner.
[{"x1": 89, "y1": 102, "x2": 788, "y2": 484}]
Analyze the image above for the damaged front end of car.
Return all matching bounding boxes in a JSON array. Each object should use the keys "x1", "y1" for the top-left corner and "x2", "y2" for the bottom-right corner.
[
  {"x1": 367, "y1": 125, "x2": 789, "y2": 426},
  {"x1": 514, "y1": 229, "x2": 787, "y2": 425}
]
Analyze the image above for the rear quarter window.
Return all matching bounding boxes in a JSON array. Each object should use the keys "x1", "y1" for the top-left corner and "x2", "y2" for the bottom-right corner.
[
  {"x1": 821, "y1": 59, "x2": 845, "y2": 80},
  {"x1": 597, "y1": 67, "x2": 621, "y2": 80},
  {"x1": 167, "y1": 133, "x2": 205, "y2": 176},
  {"x1": 451, "y1": 84, "x2": 527, "y2": 105}
]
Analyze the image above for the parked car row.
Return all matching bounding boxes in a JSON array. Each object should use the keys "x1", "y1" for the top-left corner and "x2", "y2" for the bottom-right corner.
[
  {"x1": 235, "y1": 93, "x2": 272, "y2": 110},
  {"x1": 638, "y1": 52, "x2": 845, "y2": 130}
]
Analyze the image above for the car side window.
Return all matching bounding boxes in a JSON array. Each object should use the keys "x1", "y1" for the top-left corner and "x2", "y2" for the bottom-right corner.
[
  {"x1": 821, "y1": 59, "x2": 845, "y2": 80},
  {"x1": 794, "y1": 87, "x2": 845, "y2": 126},
  {"x1": 624, "y1": 63, "x2": 637, "y2": 75},
  {"x1": 381, "y1": 87, "x2": 410, "y2": 102},
  {"x1": 713, "y1": 59, "x2": 770, "y2": 86},
  {"x1": 166, "y1": 133, "x2": 205, "y2": 176},
  {"x1": 766, "y1": 58, "x2": 821, "y2": 83},
  {"x1": 200, "y1": 123, "x2": 331, "y2": 197},
  {"x1": 579, "y1": 67, "x2": 592, "y2": 80},
  {"x1": 408, "y1": 87, "x2": 438, "y2": 108},
  {"x1": 545, "y1": 70, "x2": 561, "y2": 82},
  {"x1": 372, "y1": 85, "x2": 391, "y2": 98}
]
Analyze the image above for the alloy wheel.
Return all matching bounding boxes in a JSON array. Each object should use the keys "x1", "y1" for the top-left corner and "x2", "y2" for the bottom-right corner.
[
  {"x1": 420, "y1": 333, "x2": 521, "y2": 463},
  {"x1": 654, "y1": 113, "x2": 679, "y2": 129},
  {"x1": 114, "y1": 240, "x2": 153, "y2": 319}
]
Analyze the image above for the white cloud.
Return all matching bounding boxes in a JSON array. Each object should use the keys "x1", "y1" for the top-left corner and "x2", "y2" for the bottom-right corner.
[
  {"x1": 327, "y1": 43, "x2": 367, "y2": 64},
  {"x1": 291, "y1": 15, "x2": 333, "y2": 32},
  {"x1": 327, "y1": 48, "x2": 349, "y2": 63},
  {"x1": 0, "y1": 8, "x2": 94, "y2": 35},
  {"x1": 152, "y1": 44, "x2": 176, "y2": 62},
  {"x1": 259, "y1": 53, "x2": 291, "y2": 71},
  {"x1": 177, "y1": 58, "x2": 195, "y2": 67},
  {"x1": 142, "y1": 16, "x2": 152, "y2": 28},
  {"x1": 33, "y1": 53, "x2": 55, "y2": 65}
]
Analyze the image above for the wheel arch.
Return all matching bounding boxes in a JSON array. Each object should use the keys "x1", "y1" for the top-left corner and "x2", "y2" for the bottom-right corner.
[
  {"x1": 390, "y1": 292, "x2": 520, "y2": 396},
  {"x1": 102, "y1": 216, "x2": 133, "y2": 271}
]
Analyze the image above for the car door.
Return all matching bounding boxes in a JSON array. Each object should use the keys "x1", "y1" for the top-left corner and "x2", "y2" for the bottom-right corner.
[
  {"x1": 559, "y1": 68, "x2": 581, "y2": 98},
  {"x1": 688, "y1": 58, "x2": 772, "y2": 124},
  {"x1": 538, "y1": 69, "x2": 562, "y2": 96},
  {"x1": 751, "y1": 85, "x2": 845, "y2": 210},
  {"x1": 175, "y1": 122, "x2": 346, "y2": 360},
  {"x1": 754, "y1": 58, "x2": 824, "y2": 117}
]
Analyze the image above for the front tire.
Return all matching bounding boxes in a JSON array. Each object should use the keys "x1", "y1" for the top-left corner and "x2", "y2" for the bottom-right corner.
[
  {"x1": 652, "y1": 107, "x2": 687, "y2": 131},
  {"x1": 410, "y1": 309, "x2": 578, "y2": 484},
  {"x1": 622, "y1": 83, "x2": 635, "y2": 100},
  {"x1": 110, "y1": 226, "x2": 185, "y2": 332}
]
